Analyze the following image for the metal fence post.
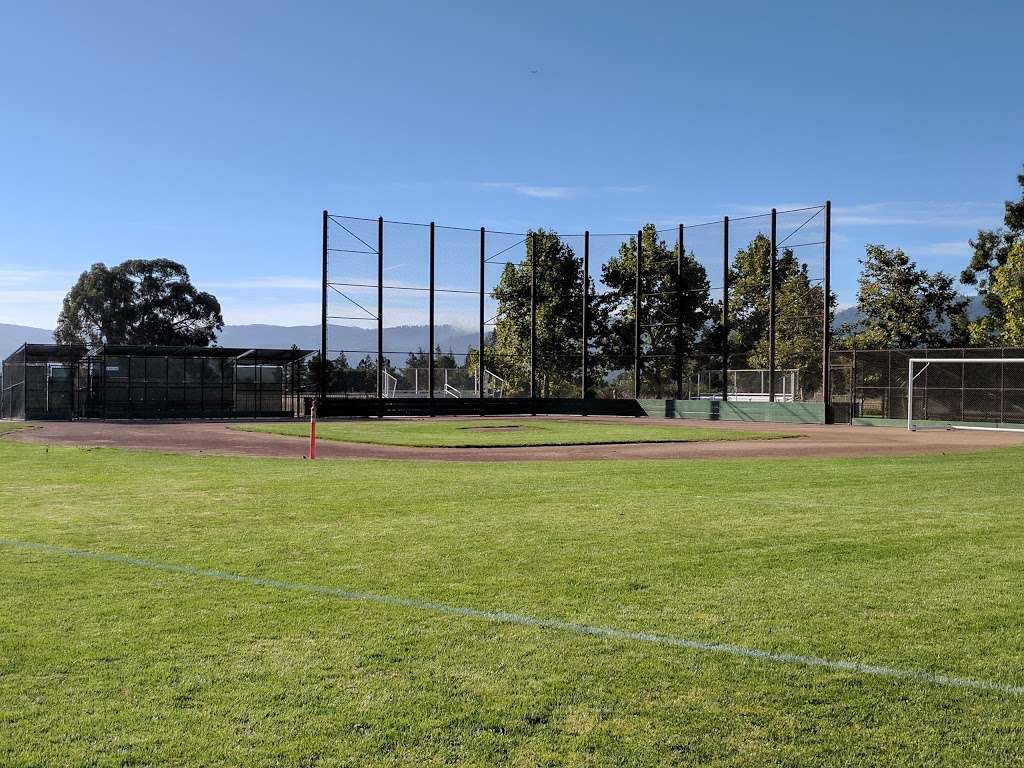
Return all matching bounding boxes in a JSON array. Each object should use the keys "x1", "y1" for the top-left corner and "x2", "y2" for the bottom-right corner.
[
  {"x1": 634, "y1": 229, "x2": 642, "y2": 400},
  {"x1": 822, "y1": 200, "x2": 832, "y2": 423},
  {"x1": 101, "y1": 349, "x2": 106, "y2": 420},
  {"x1": 1000, "y1": 350, "x2": 1006, "y2": 426},
  {"x1": 377, "y1": 216, "x2": 384, "y2": 405},
  {"x1": 722, "y1": 216, "x2": 730, "y2": 402},
  {"x1": 582, "y1": 230, "x2": 589, "y2": 402},
  {"x1": 852, "y1": 349, "x2": 858, "y2": 422},
  {"x1": 320, "y1": 210, "x2": 328, "y2": 402},
  {"x1": 676, "y1": 223, "x2": 684, "y2": 401},
  {"x1": 479, "y1": 227, "x2": 485, "y2": 414},
  {"x1": 769, "y1": 208, "x2": 777, "y2": 402},
  {"x1": 429, "y1": 222, "x2": 435, "y2": 415},
  {"x1": 199, "y1": 353, "x2": 205, "y2": 417},
  {"x1": 530, "y1": 231, "x2": 537, "y2": 411},
  {"x1": 887, "y1": 350, "x2": 893, "y2": 420}
]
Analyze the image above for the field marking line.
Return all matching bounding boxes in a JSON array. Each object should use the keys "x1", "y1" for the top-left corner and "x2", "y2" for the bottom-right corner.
[{"x1": 3, "y1": 537, "x2": 1022, "y2": 698}]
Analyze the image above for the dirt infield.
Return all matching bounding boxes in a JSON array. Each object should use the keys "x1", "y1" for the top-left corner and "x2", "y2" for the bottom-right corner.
[{"x1": 9, "y1": 417, "x2": 1024, "y2": 462}]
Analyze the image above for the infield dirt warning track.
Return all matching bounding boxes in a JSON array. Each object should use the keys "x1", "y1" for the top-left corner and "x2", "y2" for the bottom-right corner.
[{"x1": 10, "y1": 417, "x2": 1024, "y2": 462}]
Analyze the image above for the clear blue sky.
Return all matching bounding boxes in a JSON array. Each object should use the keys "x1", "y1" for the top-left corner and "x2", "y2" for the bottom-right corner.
[{"x1": 2, "y1": 0, "x2": 1022, "y2": 330}]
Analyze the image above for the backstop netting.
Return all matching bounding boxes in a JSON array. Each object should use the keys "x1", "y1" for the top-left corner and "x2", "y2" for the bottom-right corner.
[{"x1": 322, "y1": 205, "x2": 832, "y2": 411}]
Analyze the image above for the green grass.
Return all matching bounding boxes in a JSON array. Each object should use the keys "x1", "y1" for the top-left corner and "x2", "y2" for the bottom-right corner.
[
  {"x1": 0, "y1": 421, "x2": 30, "y2": 435},
  {"x1": 1, "y1": 440, "x2": 1022, "y2": 766},
  {"x1": 235, "y1": 417, "x2": 793, "y2": 447}
]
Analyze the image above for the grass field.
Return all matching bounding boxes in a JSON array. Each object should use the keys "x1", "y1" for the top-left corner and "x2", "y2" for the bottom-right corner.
[
  {"x1": 1, "y1": 438, "x2": 1022, "y2": 766},
  {"x1": 235, "y1": 418, "x2": 792, "y2": 447},
  {"x1": 0, "y1": 421, "x2": 30, "y2": 435}
]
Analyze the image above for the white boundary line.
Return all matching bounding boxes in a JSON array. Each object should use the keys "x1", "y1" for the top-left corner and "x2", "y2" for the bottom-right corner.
[{"x1": 3, "y1": 538, "x2": 1022, "y2": 698}]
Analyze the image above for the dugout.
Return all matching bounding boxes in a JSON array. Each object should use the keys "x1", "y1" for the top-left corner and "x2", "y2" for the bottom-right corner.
[
  {"x1": 1, "y1": 343, "x2": 87, "y2": 420},
  {"x1": 1, "y1": 343, "x2": 313, "y2": 420}
]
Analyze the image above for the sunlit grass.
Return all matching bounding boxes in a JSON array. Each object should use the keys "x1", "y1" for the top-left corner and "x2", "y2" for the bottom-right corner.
[{"x1": 1, "y1": 440, "x2": 1022, "y2": 766}]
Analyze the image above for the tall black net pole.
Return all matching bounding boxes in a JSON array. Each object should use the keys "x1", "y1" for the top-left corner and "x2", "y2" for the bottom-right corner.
[
  {"x1": 852, "y1": 349, "x2": 858, "y2": 423},
  {"x1": 530, "y1": 231, "x2": 537, "y2": 411},
  {"x1": 320, "y1": 210, "x2": 328, "y2": 401},
  {"x1": 376, "y1": 216, "x2": 384, "y2": 402},
  {"x1": 582, "y1": 230, "x2": 590, "y2": 401},
  {"x1": 822, "y1": 200, "x2": 832, "y2": 423},
  {"x1": 721, "y1": 216, "x2": 730, "y2": 402},
  {"x1": 1000, "y1": 352, "x2": 1006, "y2": 426},
  {"x1": 634, "y1": 229, "x2": 642, "y2": 399},
  {"x1": 479, "y1": 227, "x2": 485, "y2": 414},
  {"x1": 676, "y1": 223, "x2": 684, "y2": 400},
  {"x1": 428, "y1": 222, "x2": 435, "y2": 414},
  {"x1": 769, "y1": 208, "x2": 777, "y2": 402}
]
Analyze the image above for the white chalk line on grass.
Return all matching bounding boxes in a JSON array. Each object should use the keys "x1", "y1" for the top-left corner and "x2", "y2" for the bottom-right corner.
[{"x1": 3, "y1": 537, "x2": 1022, "y2": 698}]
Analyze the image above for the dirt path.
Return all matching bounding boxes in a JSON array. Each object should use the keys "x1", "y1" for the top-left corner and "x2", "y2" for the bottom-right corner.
[{"x1": 9, "y1": 418, "x2": 1024, "y2": 462}]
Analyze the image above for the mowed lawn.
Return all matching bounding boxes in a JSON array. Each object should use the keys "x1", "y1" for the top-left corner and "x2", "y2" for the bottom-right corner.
[
  {"x1": 234, "y1": 417, "x2": 792, "y2": 447},
  {"x1": 1, "y1": 440, "x2": 1022, "y2": 766}
]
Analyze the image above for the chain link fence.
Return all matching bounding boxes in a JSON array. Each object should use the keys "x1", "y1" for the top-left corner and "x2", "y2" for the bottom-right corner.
[{"x1": 830, "y1": 348, "x2": 1024, "y2": 426}]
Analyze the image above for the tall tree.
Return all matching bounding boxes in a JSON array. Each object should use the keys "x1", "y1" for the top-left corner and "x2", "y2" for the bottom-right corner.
[
  {"x1": 595, "y1": 224, "x2": 712, "y2": 397},
  {"x1": 843, "y1": 245, "x2": 968, "y2": 349},
  {"x1": 434, "y1": 347, "x2": 459, "y2": 371},
  {"x1": 404, "y1": 349, "x2": 429, "y2": 370},
  {"x1": 727, "y1": 234, "x2": 833, "y2": 394},
  {"x1": 308, "y1": 351, "x2": 351, "y2": 393},
  {"x1": 352, "y1": 354, "x2": 398, "y2": 394},
  {"x1": 987, "y1": 242, "x2": 1024, "y2": 346},
  {"x1": 961, "y1": 165, "x2": 1024, "y2": 343},
  {"x1": 489, "y1": 230, "x2": 590, "y2": 396},
  {"x1": 55, "y1": 259, "x2": 223, "y2": 347}
]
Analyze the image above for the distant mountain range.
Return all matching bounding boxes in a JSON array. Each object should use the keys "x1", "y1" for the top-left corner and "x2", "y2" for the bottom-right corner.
[
  {"x1": 832, "y1": 294, "x2": 985, "y2": 330},
  {"x1": 0, "y1": 323, "x2": 478, "y2": 361},
  {"x1": 0, "y1": 323, "x2": 58, "y2": 358},
  {"x1": 1, "y1": 298, "x2": 987, "y2": 361}
]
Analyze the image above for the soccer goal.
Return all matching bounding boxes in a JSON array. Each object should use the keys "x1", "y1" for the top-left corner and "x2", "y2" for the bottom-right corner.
[
  {"x1": 907, "y1": 357, "x2": 1024, "y2": 432},
  {"x1": 382, "y1": 370, "x2": 398, "y2": 398}
]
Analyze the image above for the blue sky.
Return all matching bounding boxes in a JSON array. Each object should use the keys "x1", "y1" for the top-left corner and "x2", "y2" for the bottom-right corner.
[{"x1": 1, "y1": 0, "x2": 1021, "y2": 330}]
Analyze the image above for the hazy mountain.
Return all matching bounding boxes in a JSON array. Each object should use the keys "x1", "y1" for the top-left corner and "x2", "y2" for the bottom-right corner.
[
  {"x1": 1, "y1": 300, "x2": 989, "y2": 361},
  {"x1": 1, "y1": 323, "x2": 478, "y2": 360},
  {"x1": 0, "y1": 323, "x2": 55, "y2": 358},
  {"x1": 217, "y1": 324, "x2": 478, "y2": 357},
  {"x1": 832, "y1": 294, "x2": 984, "y2": 331}
]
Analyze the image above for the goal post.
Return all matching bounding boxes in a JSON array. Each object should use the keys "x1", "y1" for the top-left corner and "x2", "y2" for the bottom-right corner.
[{"x1": 907, "y1": 357, "x2": 1024, "y2": 432}]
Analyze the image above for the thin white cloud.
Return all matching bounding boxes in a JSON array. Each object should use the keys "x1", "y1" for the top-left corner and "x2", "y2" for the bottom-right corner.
[
  {"x1": 0, "y1": 268, "x2": 76, "y2": 288},
  {"x1": 518, "y1": 185, "x2": 579, "y2": 199},
  {"x1": 642, "y1": 200, "x2": 1001, "y2": 231},
  {"x1": 603, "y1": 184, "x2": 653, "y2": 194},
  {"x1": 0, "y1": 289, "x2": 66, "y2": 328},
  {"x1": 478, "y1": 181, "x2": 652, "y2": 200},
  {"x1": 919, "y1": 240, "x2": 971, "y2": 256},
  {"x1": 202, "y1": 276, "x2": 321, "y2": 291},
  {"x1": 0, "y1": 289, "x2": 66, "y2": 304},
  {"x1": 479, "y1": 182, "x2": 580, "y2": 199},
  {"x1": 831, "y1": 201, "x2": 1000, "y2": 228}
]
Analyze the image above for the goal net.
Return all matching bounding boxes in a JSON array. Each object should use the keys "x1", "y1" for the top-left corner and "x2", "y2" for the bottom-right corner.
[{"x1": 907, "y1": 357, "x2": 1024, "y2": 432}]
